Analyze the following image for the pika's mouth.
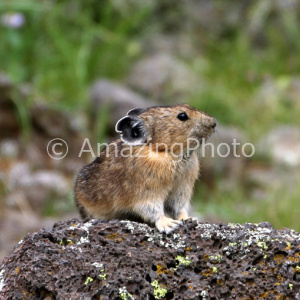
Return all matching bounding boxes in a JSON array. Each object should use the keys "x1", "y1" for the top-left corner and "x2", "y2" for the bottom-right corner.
[{"x1": 191, "y1": 125, "x2": 216, "y2": 142}]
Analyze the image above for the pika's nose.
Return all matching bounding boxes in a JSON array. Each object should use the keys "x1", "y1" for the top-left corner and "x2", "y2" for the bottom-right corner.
[
  {"x1": 201, "y1": 115, "x2": 217, "y2": 128},
  {"x1": 211, "y1": 118, "x2": 217, "y2": 129}
]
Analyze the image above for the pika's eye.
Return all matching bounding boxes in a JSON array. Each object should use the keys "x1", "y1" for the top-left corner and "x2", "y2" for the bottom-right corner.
[{"x1": 177, "y1": 112, "x2": 189, "y2": 121}]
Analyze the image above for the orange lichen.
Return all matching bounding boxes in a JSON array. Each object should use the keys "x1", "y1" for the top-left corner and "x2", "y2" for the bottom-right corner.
[
  {"x1": 106, "y1": 233, "x2": 125, "y2": 243},
  {"x1": 277, "y1": 275, "x2": 283, "y2": 282},
  {"x1": 15, "y1": 267, "x2": 20, "y2": 275},
  {"x1": 260, "y1": 291, "x2": 269, "y2": 298},
  {"x1": 156, "y1": 263, "x2": 173, "y2": 276},
  {"x1": 106, "y1": 233, "x2": 118, "y2": 239},
  {"x1": 274, "y1": 254, "x2": 286, "y2": 263},
  {"x1": 216, "y1": 279, "x2": 225, "y2": 286},
  {"x1": 202, "y1": 268, "x2": 214, "y2": 277},
  {"x1": 202, "y1": 254, "x2": 209, "y2": 262},
  {"x1": 294, "y1": 266, "x2": 300, "y2": 273},
  {"x1": 288, "y1": 256, "x2": 299, "y2": 263},
  {"x1": 259, "y1": 260, "x2": 266, "y2": 267}
]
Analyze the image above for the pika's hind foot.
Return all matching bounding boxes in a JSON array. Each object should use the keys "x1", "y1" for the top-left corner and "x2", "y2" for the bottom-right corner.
[{"x1": 155, "y1": 216, "x2": 182, "y2": 234}]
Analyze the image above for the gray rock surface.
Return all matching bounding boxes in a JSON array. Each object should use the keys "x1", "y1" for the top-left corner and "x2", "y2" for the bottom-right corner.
[
  {"x1": 90, "y1": 79, "x2": 155, "y2": 127},
  {"x1": 199, "y1": 125, "x2": 247, "y2": 189},
  {"x1": 4, "y1": 161, "x2": 69, "y2": 214},
  {"x1": 127, "y1": 53, "x2": 200, "y2": 103},
  {"x1": 258, "y1": 126, "x2": 300, "y2": 168},
  {"x1": 1, "y1": 219, "x2": 300, "y2": 299},
  {"x1": 0, "y1": 210, "x2": 61, "y2": 265}
]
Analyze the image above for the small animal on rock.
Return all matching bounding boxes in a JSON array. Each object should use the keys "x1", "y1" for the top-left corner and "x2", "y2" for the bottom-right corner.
[{"x1": 74, "y1": 104, "x2": 217, "y2": 233}]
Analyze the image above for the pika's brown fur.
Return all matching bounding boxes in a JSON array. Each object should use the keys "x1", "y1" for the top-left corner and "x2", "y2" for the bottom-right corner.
[{"x1": 74, "y1": 104, "x2": 216, "y2": 233}]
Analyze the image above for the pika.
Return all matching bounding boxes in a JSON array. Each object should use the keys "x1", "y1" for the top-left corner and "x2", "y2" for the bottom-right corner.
[{"x1": 74, "y1": 104, "x2": 216, "y2": 233}]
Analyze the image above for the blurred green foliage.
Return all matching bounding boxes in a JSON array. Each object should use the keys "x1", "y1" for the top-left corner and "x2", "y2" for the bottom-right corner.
[
  {"x1": 0, "y1": 0, "x2": 153, "y2": 109},
  {"x1": 1, "y1": 0, "x2": 300, "y2": 231},
  {"x1": 1, "y1": 0, "x2": 300, "y2": 123},
  {"x1": 195, "y1": 180, "x2": 300, "y2": 232}
]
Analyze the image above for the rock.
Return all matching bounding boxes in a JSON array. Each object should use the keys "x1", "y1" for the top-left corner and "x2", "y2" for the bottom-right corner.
[
  {"x1": 0, "y1": 139, "x2": 19, "y2": 158},
  {"x1": 0, "y1": 210, "x2": 56, "y2": 263},
  {"x1": 1, "y1": 219, "x2": 300, "y2": 299},
  {"x1": 199, "y1": 125, "x2": 248, "y2": 189},
  {"x1": 127, "y1": 53, "x2": 200, "y2": 103},
  {"x1": 29, "y1": 103, "x2": 87, "y2": 173},
  {"x1": 250, "y1": 125, "x2": 300, "y2": 198},
  {"x1": 286, "y1": 77, "x2": 300, "y2": 106},
  {"x1": 184, "y1": 0, "x2": 246, "y2": 32},
  {"x1": 245, "y1": 165, "x2": 283, "y2": 189},
  {"x1": 255, "y1": 76, "x2": 281, "y2": 106},
  {"x1": 258, "y1": 126, "x2": 300, "y2": 168},
  {"x1": 243, "y1": 163, "x2": 300, "y2": 200},
  {"x1": 0, "y1": 76, "x2": 86, "y2": 172},
  {"x1": 31, "y1": 104, "x2": 82, "y2": 138},
  {"x1": 0, "y1": 74, "x2": 20, "y2": 139},
  {"x1": 256, "y1": 76, "x2": 300, "y2": 108},
  {"x1": 90, "y1": 79, "x2": 155, "y2": 127},
  {"x1": 142, "y1": 33, "x2": 197, "y2": 59},
  {"x1": 5, "y1": 162, "x2": 69, "y2": 214}
]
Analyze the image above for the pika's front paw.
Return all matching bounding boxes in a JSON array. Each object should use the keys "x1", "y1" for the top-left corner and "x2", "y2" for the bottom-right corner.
[
  {"x1": 155, "y1": 216, "x2": 182, "y2": 234},
  {"x1": 183, "y1": 216, "x2": 198, "y2": 222},
  {"x1": 177, "y1": 211, "x2": 198, "y2": 223}
]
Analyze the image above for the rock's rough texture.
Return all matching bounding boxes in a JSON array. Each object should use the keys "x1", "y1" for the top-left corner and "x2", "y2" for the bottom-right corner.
[{"x1": 1, "y1": 219, "x2": 300, "y2": 299}]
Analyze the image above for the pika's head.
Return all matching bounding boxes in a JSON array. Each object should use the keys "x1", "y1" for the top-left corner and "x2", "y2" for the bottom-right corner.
[{"x1": 115, "y1": 104, "x2": 216, "y2": 151}]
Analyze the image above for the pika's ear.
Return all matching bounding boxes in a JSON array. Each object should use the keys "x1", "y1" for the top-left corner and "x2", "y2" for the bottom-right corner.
[
  {"x1": 127, "y1": 107, "x2": 146, "y2": 116},
  {"x1": 115, "y1": 115, "x2": 148, "y2": 145}
]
